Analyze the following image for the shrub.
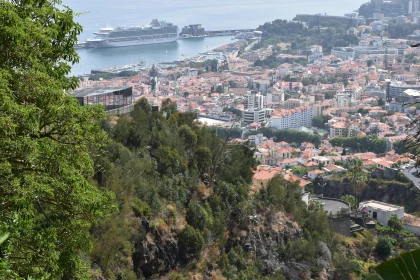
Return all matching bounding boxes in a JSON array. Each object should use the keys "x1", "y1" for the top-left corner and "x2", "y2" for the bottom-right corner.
[
  {"x1": 186, "y1": 200, "x2": 210, "y2": 231},
  {"x1": 178, "y1": 225, "x2": 205, "y2": 262},
  {"x1": 132, "y1": 198, "x2": 152, "y2": 219},
  {"x1": 376, "y1": 236, "x2": 393, "y2": 258}
]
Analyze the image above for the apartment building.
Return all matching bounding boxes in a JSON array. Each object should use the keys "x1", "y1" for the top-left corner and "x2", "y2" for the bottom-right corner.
[
  {"x1": 329, "y1": 122, "x2": 349, "y2": 138},
  {"x1": 270, "y1": 106, "x2": 313, "y2": 130},
  {"x1": 334, "y1": 93, "x2": 352, "y2": 108}
]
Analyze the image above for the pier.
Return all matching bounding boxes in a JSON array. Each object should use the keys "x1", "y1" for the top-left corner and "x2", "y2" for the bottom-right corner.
[{"x1": 204, "y1": 29, "x2": 255, "y2": 37}]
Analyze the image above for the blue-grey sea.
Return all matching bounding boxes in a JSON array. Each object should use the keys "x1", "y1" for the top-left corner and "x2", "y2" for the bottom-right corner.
[{"x1": 64, "y1": 0, "x2": 368, "y2": 76}]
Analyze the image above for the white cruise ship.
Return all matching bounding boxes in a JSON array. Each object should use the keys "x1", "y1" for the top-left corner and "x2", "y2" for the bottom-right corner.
[{"x1": 86, "y1": 19, "x2": 179, "y2": 48}]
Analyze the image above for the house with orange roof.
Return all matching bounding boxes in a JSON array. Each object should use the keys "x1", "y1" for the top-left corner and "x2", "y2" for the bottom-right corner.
[
  {"x1": 386, "y1": 134, "x2": 407, "y2": 151},
  {"x1": 283, "y1": 171, "x2": 311, "y2": 192},
  {"x1": 277, "y1": 158, "x2": 299, "y2": 168},
  {"x1": 251, "y1": 165, "x2": 283, "y2": 193},
  {"x1": 308, "y1": 169, "x2": 326, "y2": 180}
]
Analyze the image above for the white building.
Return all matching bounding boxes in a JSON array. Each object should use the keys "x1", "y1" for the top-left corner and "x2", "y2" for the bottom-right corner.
[
  {"x1": 245, "y1": 92, "x2": 265, "y2": 110},
  {"x1": 243, "y1": 109, "x2": 267, "y2": 124},
  {"x1": 331, "y1": 47, "x2": 355, "y2": 60},
  {"x1": 359, "y1": 200, "x2": 404, "y2": 226},
  {"x1": 243, "y1": 92, "x2": 267, "y2": 124},
  {"x1": 270, "y1": 106, "x2": 313, "y2": 130},
  {"x1": 249, "y1": 133, "x2": 264, "y2": 146}
]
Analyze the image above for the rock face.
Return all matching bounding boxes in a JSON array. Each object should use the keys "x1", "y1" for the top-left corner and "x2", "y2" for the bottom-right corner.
[
  {"x1": 317, "y1": 179, "x2": 419, "y2": 212},
  {"x1": 133, "y1": 212, "x2": 334, "y2": 279},
  {"x1": 226, "y1": 210, "x2": 333, "y2": 280},
  {"x1": 133, "y1": 218, "x2": 179, "y2": 278}
]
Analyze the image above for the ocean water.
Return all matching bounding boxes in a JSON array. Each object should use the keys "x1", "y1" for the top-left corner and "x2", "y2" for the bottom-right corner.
[{"x1": 64, "y1": 0, "x2": 368, "y2": 75}]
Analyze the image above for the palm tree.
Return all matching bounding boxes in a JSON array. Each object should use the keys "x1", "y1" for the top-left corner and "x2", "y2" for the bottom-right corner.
[{"x1": 348, "y1": 159, "x2": 368, "y2": 207}]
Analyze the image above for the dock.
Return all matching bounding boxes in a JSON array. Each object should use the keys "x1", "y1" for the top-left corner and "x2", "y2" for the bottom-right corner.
[{"x1": 204, "y1": 29, "x2": 255, "y2": 37}]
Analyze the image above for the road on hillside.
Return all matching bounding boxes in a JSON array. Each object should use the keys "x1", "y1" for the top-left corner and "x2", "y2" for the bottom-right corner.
[{"x1": 402, "y1": 168, "x2": 420, "y2": 190}]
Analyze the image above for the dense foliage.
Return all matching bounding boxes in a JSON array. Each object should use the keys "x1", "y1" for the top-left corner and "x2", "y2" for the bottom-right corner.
[
  {"x1": 249, "y1": 128, "x2": 322, "y2": 147},
  {"x1": 255, "y1": 19, "x2": 359, "y2": 53},
  {"x1": 330, "y1": 136, "x2": 387, "y2": 154},
  {"x1": 0, "y1": 1, "x2": 113, "y2": 278}
]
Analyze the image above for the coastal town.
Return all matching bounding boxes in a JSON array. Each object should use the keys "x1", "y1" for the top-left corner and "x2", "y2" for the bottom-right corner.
[
  {"x1": 73, "y1": 0, "x2": 420, "y2": 236},
  {"x1": 10, "y1": 0, "x2": 420, "y2": 278}
]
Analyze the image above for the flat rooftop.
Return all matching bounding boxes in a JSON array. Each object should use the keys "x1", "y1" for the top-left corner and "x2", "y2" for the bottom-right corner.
[
  {"x1": 313, "y1": 197, "x2": 350, "y2": 214},
  {"x1": 71, "y1": 86, "x2": 132, "y2": 98},
  {"x1": 359, "y1": 200, "x2": 403, "y2": 212}
]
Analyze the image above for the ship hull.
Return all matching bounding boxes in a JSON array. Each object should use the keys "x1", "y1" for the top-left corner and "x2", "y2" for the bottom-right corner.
[{"x1": 86, "y1": 36, "x2": 178, "y2": 48}]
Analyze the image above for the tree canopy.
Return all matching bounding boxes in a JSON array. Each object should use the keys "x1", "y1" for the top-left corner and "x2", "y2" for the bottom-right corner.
[{"x1": 0, "y1": 0, "x2": 113, "y2": 278}]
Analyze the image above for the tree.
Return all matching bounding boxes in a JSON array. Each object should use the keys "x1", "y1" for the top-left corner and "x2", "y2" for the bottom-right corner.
[
  {"x1": 312, "y1": 115, "x2": 330, "y2": 129},
  {"x1": 347, "y1": 159, "x2": 368, "y2": 207},
  {"x1": 161, "y1": 98, "x2": 178, "y2": 118},
  {"x1": 178, "y1": 225, "x2": 205, "y2": 262},
  {"x1": 301, "y1": 77, "x2": 311, "y2": 86},
  {"x1": 216, "y1": 85, "x2": 224, "y2": 94},
  {"x1": 151, "y1": 78, "x2": 157, "y2": 91},
  {"x1": 0, "y1": 1, "x2": 113, "y2": 278},
  {"x1": 341, "y1": 195, "x2": 357, "y2": 210},
  {"x1": 333, "y1": 254, "x2": 361, "y2": 280},
  {"x1": 387, "y1": 214, "x2": 404, "y2": 232},
  {"x1": 186, "y1": 200, "x2": 211, "y2": 231},
  {"x1": 0, "y1": 0, "x2": 115, "y2": 279},
  {"x1": 378, "y1": 98, "x2": 385, "y2": 107},
  {"x1": 195, "y1": 146, "x2": 213, "y2": 176},
  {"x1": 376, "y1": 236, "x2": 393, "y2": 259},
  {"x1": 291, "y1": 166, "x2": 308, "y2": 177}
]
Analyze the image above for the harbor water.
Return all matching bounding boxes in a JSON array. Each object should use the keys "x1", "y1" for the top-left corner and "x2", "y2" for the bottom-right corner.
[{"x1": 64, "y1": 0, "x2": 368, "y2": 76}]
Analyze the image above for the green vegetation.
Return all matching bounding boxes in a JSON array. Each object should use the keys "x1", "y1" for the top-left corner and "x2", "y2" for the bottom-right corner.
[
  {"x1": 223, "y1": 107, "x2": 242, "y2": 118},
  {"x1": 255, "y1": 19, "x2": 359, "y2": 53},
  {"x1": 252, "y1": 128, "x2": 321, "y2": 147},
  {"x1": 312, "y1": 115, "x2": 331, "y2": 129},
  {"x1": 4, "y1": 1, "x2": 420, "y2": 279},
  {"x1": 291, "y1": 166, "x2": 308, "y2": 177},
  {"x1": 341, "y1": 195, "x2": 357, "y2": 210},
  {"x1": 178, "y1": 225, "x2": 205, "y2": 262},
  {"x1": 0, "y1": 1, "x2": 113, "y2": 278},
  {"x1": 376, "y1": 236, "x2": 395, "y2": 259},
  {"x1": 330, "y1": 136, "x2": 387, "y2": 154},
  {"x1": 254, "y1": 54, "x2": 308, "y2": 69},
  {"x1": 387, "y1": 215, "x2": 404, "y2": 232},
  {"x1": 374, "y1": 249, "x2": 420, "y2": 280}
]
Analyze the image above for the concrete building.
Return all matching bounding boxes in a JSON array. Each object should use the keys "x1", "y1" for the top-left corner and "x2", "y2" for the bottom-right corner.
[
  {"x1": 283, "y1": 98, "x2": 302, "y2": 109},
  {"x1": 270, "y1": 106, "x2": 313, "y2": 130},
  {"x1": 331, "y1": 47, "x2": 355, "y2": 60},
  {"x1": 353, "y1": 46, "x2": 398, "y2": 59},
  {"x1": 329, "y1": 122, "x2": 349, "y2": 138},
  {"x1": 71, "y1": 86, "x2": 134, "y2": 111},
  {"x1": 243, "y1": 92, "x2": 267, "y2": 124},
  {"x1": 334, "y1": 93, "x2": 352, "y2": 108},
  {"x1": 402, "y1": 213, "x2": 420, "y2": 235},
  {"x1": 387, "y1": 82, "x2": 420, "y2": 100},
  {"x1": 396, "y1": 89, "x2": 420, "y2": 104},
  {"x1": 249, "y1": 133, "x2": 265, "y2": 146},
  {"x1": 358, "y1": 200, "x2": 404, "y2": 226},
  {"x1": 244, "y1": 92, "x2": 265, "y2": 110}
]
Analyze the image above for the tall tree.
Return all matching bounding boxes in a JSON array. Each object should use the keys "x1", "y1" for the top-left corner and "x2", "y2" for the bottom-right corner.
[
  {"x1": 0, "y1": 1, "x2": 113, "y2": 278},
  {"x1": 347, "y1": 159, "x2": 368, "y2": 207}
]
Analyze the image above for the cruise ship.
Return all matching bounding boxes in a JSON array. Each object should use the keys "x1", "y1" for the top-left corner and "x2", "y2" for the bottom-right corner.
[{"x1": 86, "y1": 19, "x2": 179, "y2": 48}]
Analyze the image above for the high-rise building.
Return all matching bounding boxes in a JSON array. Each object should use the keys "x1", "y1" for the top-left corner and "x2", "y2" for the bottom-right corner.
[
  {"x1": 242, "y1": 92, "x2": 268, "y2": 124},
  {"x1": 244, "y1": 92, "x2": 265, "y2": 110}
]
